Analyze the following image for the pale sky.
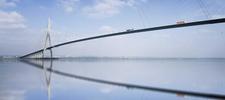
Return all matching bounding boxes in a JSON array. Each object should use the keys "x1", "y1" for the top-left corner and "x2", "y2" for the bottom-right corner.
[{"x1": 0, "y1": 0, "x2": 225, "y2": 57}]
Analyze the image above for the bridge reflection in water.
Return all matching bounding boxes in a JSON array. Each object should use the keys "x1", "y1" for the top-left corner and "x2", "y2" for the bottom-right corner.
[{"x1": 20, "y1": 59, "x2": 225, "y2": 100}]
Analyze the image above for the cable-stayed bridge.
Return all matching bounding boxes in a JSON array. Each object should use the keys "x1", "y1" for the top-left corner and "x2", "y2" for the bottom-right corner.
[
  {"x1": 20, "y1": 17, "x2": 225, "y2": 59},
  {"x1": 18, "y1": 17, "x2": 225, "y2": 99}
]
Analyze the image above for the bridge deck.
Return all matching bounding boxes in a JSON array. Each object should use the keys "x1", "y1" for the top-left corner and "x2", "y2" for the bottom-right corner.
[{"x1": 20, "y1": 18, "x2": 225, "y2": 58}]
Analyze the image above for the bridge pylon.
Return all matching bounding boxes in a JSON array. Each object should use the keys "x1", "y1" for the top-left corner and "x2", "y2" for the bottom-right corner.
[
  {"x1": 42, "y1": 17, "x2": 53, "y2": 59},
  {"x1": 23, "y1": 18, "x2": 53, "y2": 59}
]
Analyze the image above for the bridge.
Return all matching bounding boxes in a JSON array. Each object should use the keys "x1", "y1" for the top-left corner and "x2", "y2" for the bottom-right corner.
[
  {"x1": 20, "y1": 17, "x2": 225, "y2": 58},
  {"x1": 18, "y1": 17, "x2": 225, "y2": 100}
]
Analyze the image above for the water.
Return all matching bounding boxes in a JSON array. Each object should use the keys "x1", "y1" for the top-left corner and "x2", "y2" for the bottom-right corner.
[{"x1": 0, "y1": 58, "x2": 225, "y2": 100}]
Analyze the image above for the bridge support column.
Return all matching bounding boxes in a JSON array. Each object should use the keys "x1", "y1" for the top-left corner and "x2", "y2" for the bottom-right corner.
[{"x1": 43, "y1": 17, "x2": 53, "y2": 59}]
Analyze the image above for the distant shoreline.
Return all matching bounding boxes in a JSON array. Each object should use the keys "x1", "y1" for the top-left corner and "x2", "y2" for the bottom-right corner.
[{"x1": 1, "y1": 56, "x2": 225, "y2": 60}]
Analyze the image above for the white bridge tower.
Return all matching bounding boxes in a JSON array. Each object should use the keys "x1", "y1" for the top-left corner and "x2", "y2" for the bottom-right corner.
[{"x1": 43, "y1": 17, "x2": 53, "y2": 58}]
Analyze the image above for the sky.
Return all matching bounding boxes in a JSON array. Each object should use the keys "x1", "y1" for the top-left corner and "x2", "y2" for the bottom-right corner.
[{"x1": 0, "y1": 0, "x2": 225, "y2": 57}]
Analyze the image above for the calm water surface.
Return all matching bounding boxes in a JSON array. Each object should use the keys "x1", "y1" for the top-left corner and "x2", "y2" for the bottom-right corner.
[{"x1": 0, "y1": 58, "x2": 225, "y2": 100}]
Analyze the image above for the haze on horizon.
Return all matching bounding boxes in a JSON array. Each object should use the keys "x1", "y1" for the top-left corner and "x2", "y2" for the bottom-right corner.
[{"x1": 0, "y1": 0, "x2": 225, "y2": 58}]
